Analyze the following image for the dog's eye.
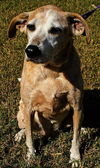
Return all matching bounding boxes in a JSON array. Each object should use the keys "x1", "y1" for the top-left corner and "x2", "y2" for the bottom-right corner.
[
  {"x1": 27, "y1": 24, "x2": 36, "y2": 31},
  {"x1": 49, "y1": 27, "x2": 62, "y2": 34}
]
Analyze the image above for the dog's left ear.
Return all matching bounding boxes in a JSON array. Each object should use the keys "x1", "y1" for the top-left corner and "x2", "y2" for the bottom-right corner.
[
  {"x1": 8, "y1": 12, "x2": 29, "y2": 38},
  {"x1": 66, "y1": 12, "x2": 90, "y2": 43}
]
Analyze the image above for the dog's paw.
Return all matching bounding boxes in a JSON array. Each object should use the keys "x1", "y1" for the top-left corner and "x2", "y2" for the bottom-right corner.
[
  {"x1": 69, "y1": 152, "x2": 81, "y2": 168},
  {"x1": 69, "y1": 159, "x2": 81, "y2": 168},
  {"x1": 72, "y1": 160, "x2": 80, "y2": 168},
  {"x1": 15, "y1": 129, "x2": 25, "y2": 142},
  {"x1": 26, "y1": 149, "x2": 36, "y2": 161},
  {"x1": 81, "y1": 127, "x2": 88, "y2": 134}
]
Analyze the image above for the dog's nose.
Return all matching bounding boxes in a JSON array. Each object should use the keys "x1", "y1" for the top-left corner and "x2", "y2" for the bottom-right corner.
[{"x1": 25, "y1": 45, "x2": 41, "y2": 58}]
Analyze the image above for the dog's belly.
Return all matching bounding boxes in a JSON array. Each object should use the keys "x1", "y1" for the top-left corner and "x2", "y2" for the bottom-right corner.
[
  {"x1": 49, "y1": 105, "x2": 70, "y2": 131},
  {"x1": 33, "y1": 104, "x2": 70, "y2": 134}
]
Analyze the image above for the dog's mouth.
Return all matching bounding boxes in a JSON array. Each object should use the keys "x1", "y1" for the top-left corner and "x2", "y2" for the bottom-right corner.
[{"x1": 26, "y1": 56, "x2": 49, "y2": 64}]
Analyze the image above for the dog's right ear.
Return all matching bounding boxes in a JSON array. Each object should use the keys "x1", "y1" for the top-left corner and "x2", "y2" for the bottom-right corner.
[{"x1": 8, "y1": 12, "x2": 29, "y2": 38}]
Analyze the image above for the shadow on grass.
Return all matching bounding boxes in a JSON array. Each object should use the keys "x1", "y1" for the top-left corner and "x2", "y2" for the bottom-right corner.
[
  {"x1": 80, "y1": 89, "x2": 100, "y2": 158},
  {"x1": 83, "y1": 89, "x2": 100, "y2": 128}
]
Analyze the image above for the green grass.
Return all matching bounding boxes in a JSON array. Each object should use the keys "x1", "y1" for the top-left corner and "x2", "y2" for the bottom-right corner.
[{"x1": 0, "y1": 0, "x2": 100, "y2": 167}]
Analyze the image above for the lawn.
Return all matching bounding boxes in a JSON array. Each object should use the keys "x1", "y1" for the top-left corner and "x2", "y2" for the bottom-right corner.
[{"x1": 0, "y1": 0, "x2": 100, "y2": 167}]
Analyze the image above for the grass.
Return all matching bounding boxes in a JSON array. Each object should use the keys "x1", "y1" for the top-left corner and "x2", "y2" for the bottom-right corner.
[{"x1": 0, "y1": 0, "x2": 100, "y2": 167}]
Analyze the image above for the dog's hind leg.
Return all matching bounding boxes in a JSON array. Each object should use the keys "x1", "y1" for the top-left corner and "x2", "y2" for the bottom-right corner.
[
  {"x1": 15, "y1": 100, "x2": 25, "y2": 142},
  {"x1": 17, "y1": 100, "x2": 25, "y2": 128}
]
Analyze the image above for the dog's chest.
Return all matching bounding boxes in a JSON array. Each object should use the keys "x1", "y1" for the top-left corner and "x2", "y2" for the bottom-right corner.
[
  {"x1": 30, "y1": 70, "x2": 70, "y2": 120},
  {"x1": 21, "y1": 63, "x2": 71, "y2": 110},
  {"x1": 22, "y1": 64, "x2": 62, "y2": 91}
]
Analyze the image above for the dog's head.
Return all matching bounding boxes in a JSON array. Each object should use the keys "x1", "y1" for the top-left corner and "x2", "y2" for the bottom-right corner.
[{"x1": 8, "y1": 5, "x2": 90, "y2": 66}]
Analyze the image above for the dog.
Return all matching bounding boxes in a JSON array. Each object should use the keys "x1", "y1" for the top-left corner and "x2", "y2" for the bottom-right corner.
[{"x1": 8, "y1": 5, "x2": 90, "y2": 167}]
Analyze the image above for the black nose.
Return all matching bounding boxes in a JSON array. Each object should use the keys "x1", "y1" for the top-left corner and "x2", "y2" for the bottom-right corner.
[{"x1": 25, "y1": 45, "x2": 41, "y2": 59}]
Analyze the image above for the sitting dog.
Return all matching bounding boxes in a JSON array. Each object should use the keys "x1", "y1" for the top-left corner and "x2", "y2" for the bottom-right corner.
[{"x1": 8, "y1": 5, "x2": 90, "y2": 167}]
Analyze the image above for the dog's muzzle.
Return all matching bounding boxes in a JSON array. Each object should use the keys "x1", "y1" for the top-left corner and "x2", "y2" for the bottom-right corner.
[{"x1": 25, "y1": 45, "x2": 49, "y2": 64}]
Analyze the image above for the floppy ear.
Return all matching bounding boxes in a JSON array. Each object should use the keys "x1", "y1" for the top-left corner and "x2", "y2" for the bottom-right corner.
[
  {"x1": 8, "y1": 12, "x2": 29, "y2": 38},
  {"x1": 66, "y1": 12, "x2": 90, "y2": 43}
]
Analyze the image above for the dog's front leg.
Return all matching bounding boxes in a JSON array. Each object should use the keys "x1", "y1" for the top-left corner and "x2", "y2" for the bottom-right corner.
[
  {"x1": 24, "y1": 106, "x2": 36, "y2": 160},
  {"x1": 68, "y1": 90, "x2": 83, "y2": 167},
  {"x1": 70, "y1": 106, "x2": 82, "y2": 167}
]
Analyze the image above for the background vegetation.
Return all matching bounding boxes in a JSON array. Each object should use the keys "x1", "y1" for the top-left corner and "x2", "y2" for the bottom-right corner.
[{"x1": 0, "y1": 0, "x2": 100, "y2": 167}]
